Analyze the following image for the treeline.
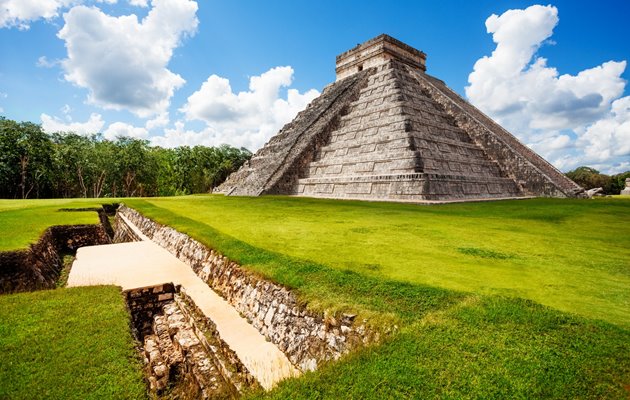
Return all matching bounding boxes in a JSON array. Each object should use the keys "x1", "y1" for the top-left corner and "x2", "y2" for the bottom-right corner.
[
  {"x1": 566, "y1": 166, "x2": 630, "y2": 194},
  {"x1": 0, "y1": 117, "x2": 251, "y2": 199}
]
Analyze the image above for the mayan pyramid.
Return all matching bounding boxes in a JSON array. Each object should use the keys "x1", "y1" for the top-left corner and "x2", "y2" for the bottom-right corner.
[{"x1": 217, "y1": 34, "x2": 583, "y2": 202}]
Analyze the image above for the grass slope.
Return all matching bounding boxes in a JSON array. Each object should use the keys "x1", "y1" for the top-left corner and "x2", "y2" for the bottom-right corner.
[
  {"x1": 0, "y1": 198, "x2": 116, "y2": 251},
  {"x1": 1, "y1": 196, "x2": 629, "y2": 398},
  {"x1": 0, "y1": 286, "x2": 146, "y2": 399},
  {"x1": 122, "y1": 195, "x2": 630, "y2": 398},
  {"x1": 126, "y1": 195, "x2": 630, "y2": 327},
  {"x1": 260, "y1": 297, "x2": 630, "y2": 399}
]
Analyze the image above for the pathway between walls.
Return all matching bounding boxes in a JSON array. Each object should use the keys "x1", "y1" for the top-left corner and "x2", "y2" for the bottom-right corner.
[{"x1": 67, "y1": 224, "x2": 299, "y2": 391}]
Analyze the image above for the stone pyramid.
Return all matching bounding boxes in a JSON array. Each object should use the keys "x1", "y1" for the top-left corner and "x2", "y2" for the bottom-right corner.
[{"x1": 217, "y1": 34, "x2": 583, "y2": 202}]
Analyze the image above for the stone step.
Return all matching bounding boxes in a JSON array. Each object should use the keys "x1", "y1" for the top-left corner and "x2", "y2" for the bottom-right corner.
[
  {"x1": 142, "y1": 300, "x2": 235, "y2": 398},
  {"x1": 298, "y1": 173, "x2": 518, "y2": 185},
  {"x1": 296, "y1": 173, "x2": 522, "y2": 200}
]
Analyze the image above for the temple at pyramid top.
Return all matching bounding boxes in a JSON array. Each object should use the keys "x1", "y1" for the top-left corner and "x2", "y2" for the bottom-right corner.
[
  {"x1": 216, "y1": 35, "x2": 583, "y2": 202},
  {"x1": 335, "y1": 34, "x2": 426, "y2": 80}
]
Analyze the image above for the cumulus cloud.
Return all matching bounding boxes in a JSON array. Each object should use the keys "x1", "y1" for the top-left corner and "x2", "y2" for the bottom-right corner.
[
  {"x1": 58, "y1": 0, "x2": 198, "y2": 117},
  {"x1": 577, "y1": 97, "x2": 630, "y2": 162},
  {"x1": 128, "y1": 0, "x2": 148, "y2": 6},
  {"x1": 103, "y1": 121, "x2": 148, "y2": 140},
  {"x1": 179, "y1": 66, "x2": 319, "y2": 150},
  {"x1": 466, "y1": 4, "x2": 630, "y2": 173},
  {"x1": 151, "y1": 120, "x2": 215, "y2": 148},
  {"x1": 1, "y1": 0, "x2": 75, "y2": 29},
  {"x1": 41, "y1": 112, "x2": 105, "y2": 135},
  {"x1": 0, "y1": 0, "x2": 117, "y2": 29},
  {"x1": 145, "y1": 112, "x2": 169, "y2": 130}
]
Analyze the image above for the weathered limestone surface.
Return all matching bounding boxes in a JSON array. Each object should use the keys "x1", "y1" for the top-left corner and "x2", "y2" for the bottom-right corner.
[
  {"x1": 0, "y1": 224, "x2": 110, "y2": 293},
  {"x1": 621, "y1": 178, "x2": 630, "y2": 195},
  {"x1": 126, "y1": 284, "x2": 237, "y2": 398},
  {"x1": 413, "y1": 70, "x2": 583, "y2": 198},
  {"x1": 220, "y1": 34, "x2": 583, "y2": 201},
  {"x1": 118, "y1": 206, "x2": 374, "y2": 372},
  {"x1": 216, "y1": 68, "x2": 373, "y2": 196}
]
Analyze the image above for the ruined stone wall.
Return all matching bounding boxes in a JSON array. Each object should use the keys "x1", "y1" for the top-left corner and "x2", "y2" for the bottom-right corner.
[
  {"x1": 118, "y1": 205, "x2": 374, "y2": 372},
  {"x1": 125, "y1": 283, "x2": 242, "y2": 398},
  {"x1": 113, "y1": 212, "x2": 145, "y2": 243},
  {"x1": 0, "y1": 225, "x2": 110, "y2": 294}
]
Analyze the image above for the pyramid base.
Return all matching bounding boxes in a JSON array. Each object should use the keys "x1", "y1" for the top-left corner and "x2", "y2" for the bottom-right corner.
[{"x1": 294, "y1": 173, "x2": 524, "y2": 202}]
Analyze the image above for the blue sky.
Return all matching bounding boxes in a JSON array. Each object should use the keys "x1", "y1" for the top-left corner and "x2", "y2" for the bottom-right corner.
[{"x1": 1, "y1": 0, "x2": 629, "y2": 173}]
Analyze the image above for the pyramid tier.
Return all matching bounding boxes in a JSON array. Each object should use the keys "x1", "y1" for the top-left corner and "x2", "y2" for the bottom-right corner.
[{"x1": 296, "y1": 173, "x2": 522, "y2": 201}]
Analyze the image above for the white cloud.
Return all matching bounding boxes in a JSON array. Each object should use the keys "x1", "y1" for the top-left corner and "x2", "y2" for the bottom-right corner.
[
  {"x1": 179, "y1": 66, "x2": 319, "y2": 150},
  {"x1": 37, "y1": 56, "x2": 59, "y2": 68},
  {"x1": 0, "y1": 0, "x2": 116, "y2": 29},
  {"x1": 41, "y1": 112, "x2": 104, "y2": 134},
  {"x1": 145, "y1": 112, "x2": 169, "y2": 130},
  {"x1": 151, "y1": 120, "x2": 215, "y2": 148},
  {"x1": 1, "y1": 0, "x2": 75, "y2": 29},
  {"x1": 606, "y1": 161, "x2": 630, "y2": 175},
  {"x1": 466, "y1": 5, "x2": 630, "y2": 173},
  {"x1": 128, "y1": 0, "x2": 148, "y2": 6},
  {"x1": 577, "y1": 96, "x2": 630, "y2": 163},
  {"x1": 58, "y1": 0, "x2": 198, "y2": 117},
  {"x1": 103, "y1": 121, "x2": 148, "y2": 140}
]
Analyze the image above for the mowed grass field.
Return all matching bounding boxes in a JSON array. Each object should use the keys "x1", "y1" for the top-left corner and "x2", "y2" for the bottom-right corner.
[
  {"x1": 0, "y1": 198, "x2": 114, "y2": 251},
  {"x1": 1, "y1": 196, "x2": 629, "y2": 398},
  {"x1": 127, "y1": 195, "x2": 630, "y2": 328},
  {"x1": 0, "y1": 199, "x2": 145, "y2": 399},
  {"x1": 0, "y1": 286, "x2": 146, "y2": 399},
  {"x1": 123, "y1": 195, "x2": 630, "y2": 398}
]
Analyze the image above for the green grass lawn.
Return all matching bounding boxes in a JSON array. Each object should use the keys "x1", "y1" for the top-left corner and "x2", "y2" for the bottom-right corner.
[
  {"x1": 126, "y1": 195, "x2": 630, "y2": 328},
  {"x1": 0, "y1": 286, "x2": 146, "y2": 399},
  {"x1": 121, "y1": 195, "x2": 630, "y2": 399},
  {"x1": 1, "y1": 196, "x2": 629, "y2": 398},
  {"x1": 0, "y1": 198, "x2": 116, "y2": 251}
]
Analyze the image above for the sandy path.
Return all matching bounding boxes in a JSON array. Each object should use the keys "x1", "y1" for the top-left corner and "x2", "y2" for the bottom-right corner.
[{"x1": 68, "y1": 240, "x2": 299, "y2": 389}]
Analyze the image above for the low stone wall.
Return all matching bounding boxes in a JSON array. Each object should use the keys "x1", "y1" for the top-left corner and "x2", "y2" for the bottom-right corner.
[
  {"x1": 118, "y1": 205, "x2": 373, "y2": 372},
  {"x1": 113, "y1": 213, "x2": 145, "y2": 243},
  {"x1": 125, "y1": 282, "x2": 179, "y2": 340},
  {"x1": 0, "y1": 224, "x2": 110, "y2": 294}
]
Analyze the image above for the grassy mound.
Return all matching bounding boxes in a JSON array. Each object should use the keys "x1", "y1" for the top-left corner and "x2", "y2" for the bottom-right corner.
[
  {"x1": 0, "y1": 286, "x2": 146, "y2": 399},
  {"x1": 260, "y1": 296, "x2": 630, "y2": 399}
]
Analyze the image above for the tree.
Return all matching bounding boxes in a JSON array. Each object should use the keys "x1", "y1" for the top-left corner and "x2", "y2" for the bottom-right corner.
[
  {"x1": 566, "y1": 166, "x2": 630, "y2": 195},
  {"x1": 0, "y1": 118, "x2": 53, "y2": 198},
  {"x1": 0, "y1": 116, "x2": 251, "y2": 198}
]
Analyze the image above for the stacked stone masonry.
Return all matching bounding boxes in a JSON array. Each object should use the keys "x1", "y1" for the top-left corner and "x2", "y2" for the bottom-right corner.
[
  {"x1": 117, "y1": 206, "x2": 374, "y2": 373},
  {"x1": 126, "y1": 284, "x2": 238, "y2": 398},
  {"x1": 219, "y1": 34, "x2": 582, "y2": 201},
  {"x1": 216, "y1": 68, "x2": 373, "y2": 196}
]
